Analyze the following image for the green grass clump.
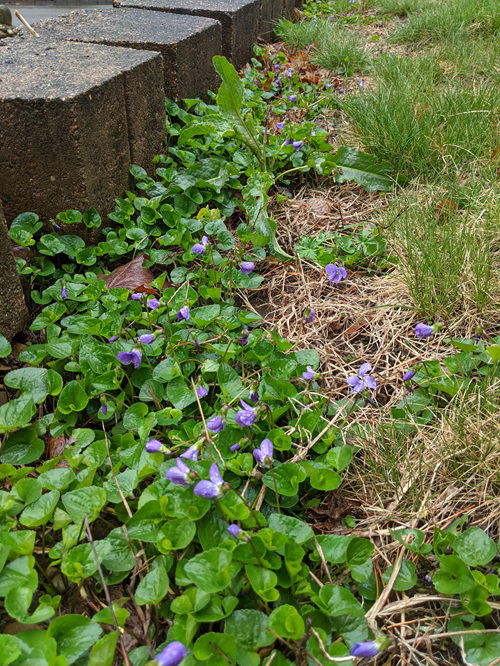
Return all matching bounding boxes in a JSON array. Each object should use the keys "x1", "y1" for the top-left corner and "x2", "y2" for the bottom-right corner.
[
  {"x1": 375, "y1": 0, "x2": 425, "y2": 18},
  {"x1": 390, "y1": 0, "x2": 500, "y2": 44},
  {"x1": 388, "y1": 184, "x2": 498, "y2": 319},
  {"x1": 275, "y1": 19, "x2": 369, "y2": 75},
  {"x1": 312, "y1": 25, "x2": 370, "y2": 75},
  {"x1": 341, "y1": 55, "x2": 499, "y2": 181}
]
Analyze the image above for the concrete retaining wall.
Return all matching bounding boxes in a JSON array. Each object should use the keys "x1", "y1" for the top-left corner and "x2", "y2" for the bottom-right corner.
[{"x1": 0, "y1": 0, "x2": 301, "y2": 337}]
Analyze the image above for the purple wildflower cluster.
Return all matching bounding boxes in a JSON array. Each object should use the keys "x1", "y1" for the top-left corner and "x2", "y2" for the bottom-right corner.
[
  {"x1": 325, "y1": 263, "x2": 347, "y2": 284},
  {"x1": 192, "y1": 236, "x2": 209, "y2": 255}
]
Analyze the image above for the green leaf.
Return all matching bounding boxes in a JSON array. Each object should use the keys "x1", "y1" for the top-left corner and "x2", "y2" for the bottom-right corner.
[
  {"x1": 0, "y1": 395, "x2": 36, "y2": 433},
  {"x1": 268, "y1": 605, "x2": 305, "y2": 640},
  {"x1": 0, "y1": 426, "x2": 44, "y2": 464},
  {"x1": 217, "y1": 362, "x2": 244, "y2": 399},
  {"x1": 4, "y1": 367, "x2": 63, "y2": 404},
  {"x1": 0, "y1": 635, "x2": 22, "y2": 665},
  {"x1": 315, "y1": 535, "x2": 351, "y2": 564},
  {"x1": 432, "y1": 555, "x2": 475, "y2": 594},
  {"x1": 8, "y1": 212, "x2": 43, "y2": 247},
  {"x1": 57, "y1": 380, "x2": 89, "y2": 414},
  {"x1": 390, "y1": 528, "x2": 432, "y2": 554},
  {"x1": 245, "y1": 564, "x2": 279, "y2": 601},
  {"x1": 455, "y1": 528, "x2": 497, "y2": 567},
  {"x1": 157, "y1": 519, "x2": 196, "y2": 552},
  {"x1": 184, "y1": 548, "x2": 233, "y2": 593},
  {"x1": 19, "y1": 490, "x2": 60, "y2": 527},
  {"x1": 304, "y1": 462, "x2": 342, "y2": 491},
  {"x1": 166, "y1": 377, "x2": 197, "y2": 410},
  {"x1": 316, "y1": 584, "x2": 364, "y2": 617},
  {"x1": 88, "y1": 630, "x2": 119, "y2": 666},
  {"x1": 268, "y1": 514, "x2": 314, "y2": 544},
  {"x1": 262, "y1": 463, "x2": 307, "y2": 496},
  {"x1": 135, "y1": 558, "x2": 169, "y2": 605},
  {"x1": 326, "y1": 446, "x2": 353, "y2": 472},
  {"x1": 346, "y1": 537, "x2": 374, "y2": 566},
  {"x1": 382, "y1": 559, "x2": 417, "y2": 591},
  {"x1": 194, "y1": 632, "x2": 237, "y2": 665},
  {"x1": 48, "y1": 614, "x2": 102, "y2": 664},
  {"x1": 62, "y1": 487, "x2": 107, "y2": 523},
  {"x1": 485, "y1": 345, "x2": 500, "y2": 362},
  {"x1": 332, "y1": 147, "x2": 393, "y2": 192},
  {"x1": 225, "y1": 609, "x2": 273, "y2": 649},
  {"x1": 0, "y1": 335, "x2": 12, "y2": 359}
]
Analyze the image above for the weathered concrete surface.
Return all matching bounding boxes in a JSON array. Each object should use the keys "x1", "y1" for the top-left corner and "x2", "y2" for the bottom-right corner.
[
  {"x1": 0, "y1": 203, "x2": 28, "y2": 339},
  {"x1": 36, "y1": 8, "x2": 221, "y2": 98},
  {"x1": 258, "y1": 0, "x2": 281, "y2": 39},
  {"x1": 282, "y1": 0, "x2": 295, "y2": 20},
  {"x1": 115, "y1": 0, "x2": 259, "y2": 69},
  {"x1": 0, "y1": 39, "x2": 164, "y2": 223}
]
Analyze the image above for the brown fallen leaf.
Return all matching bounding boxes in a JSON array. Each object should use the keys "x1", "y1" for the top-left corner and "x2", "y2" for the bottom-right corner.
[
  {"x1": 99, "y1": 254, "x2": 156, "y2": 292},
  {"x1": 47, "y1": 435, "x2": 75, "y2": 459}
]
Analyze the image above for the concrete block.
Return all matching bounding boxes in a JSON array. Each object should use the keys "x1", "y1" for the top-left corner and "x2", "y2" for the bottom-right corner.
[
  {"x1": 37, "y1": 8, "x2": 222, "y2": 99},
  {"x1": 0, "y1": 39, "x2": 164, "y2": 223},
  {"x1": 115, "y1": 0, "x2": 259, "y2": 70},
  {"x1": 259, "y1": 0, "x2": 282, "y2": 39},
  {"x1": 0, "y1": 203, "x2": 28, "y2": 340}
]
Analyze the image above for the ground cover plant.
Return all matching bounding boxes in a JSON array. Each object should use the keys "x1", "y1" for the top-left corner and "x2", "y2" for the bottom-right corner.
[{"x1": 0, "y1": 1, "x2": 499, "y2": 665}]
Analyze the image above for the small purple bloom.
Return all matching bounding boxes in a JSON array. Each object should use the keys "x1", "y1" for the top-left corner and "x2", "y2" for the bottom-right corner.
[
  {"x1": 100, "y1": 404, "x2": 108, "y2": 415},
  {"x1": 61, "y1": 286, "x2": 67, "y2": 299},
  {"x1": 325, "y1": 263, "x2": 347, "y2": 284},
  {"x1": 292, "y1": 141, "x2": 303, "y2": 150},
  {"x1": 274, "y1": 64, "x2": 280, "y2": 71},
  {"x1": 193, "y1": 463, "x2": 225, "y2": 499},
  {"x1": 240, "y1": 261, "x2": 255, "y2": 274},
  {"x1": 415, "y1": 323, "x2": 433, "y2": 338},
  {"x1": 302, "y1": 365, "x2": 316, "y2": 381},
  {"x1": 239, "y1": 331, "x2": 250, "y2": 346},
  {"x1": 350, "y1": 641, "x2": 378, "y2": 658},
  {"x1": 347, "y1": 363, "x2": 377, "y2": 394},
  {"x1": 192, "y1": 243, "x2": 206, "y2": 254},
  {"x1": 207, "y1": 415, "x2": 225, "y2": 434},
  {"x1": 359, "y1": 79, "x2": 364, "y2": 88},
  {"x1": 424, "y1": 575, "x2": 432, "y2": 585},
  {"x1": 402, "y1": 369, "x2": 415, "y2": 381},
  {"x1": 288, "y1": 94, "x2": 297, "y2": 102},
  {"x1": 148, "y1": 298, "x2": 160, "y2": 310},
  {"x1": 248, "y1": 391, "x2": 259, "y2": 403},
  {"x1": 117, "y1": 350, "x2": 142, "y2": 369},
  {"x1": 304, "y1": 308, "x2": 315, "y2": 323},
  {"x1": 276, "y1": 121, "x2": 285, "y2": 130},
  {"x1": 131, "y1": 293, "x2": 142, "y2": 301},
  {"x1": 180, "y1": 444, "x2": 199, "y2": 461},
  {"x1": 177, "y1": 306, "x2": 190, "y2": 321},
  {"x1": 155, "y1": 641, "x2": 188, "y2": 666},
  {"x1": 235, "y1": 400, "x2": 256, "y2": 427},
  {"x1": 325, "y1": 83, "x2": 333, "y2": 89},
  {"x1": 230, "y1": 443, "x2": 241, "y2": 452},
  {"x1": 108, "y1": 335, "x2": 118, "y2": 342},
  {"x1": 339, "y1": 88, "x2": 345, "y2": 94},
  {"x1": 284, "y1": 139, "x2": 293, "y2": 145},
  {"x1": 196, "y1": 385, "x2": 209, "y2": 399},
  {"x1": 227, "y1": 524, "x2": 241, "y2": 537},
  {"x1": 166, "y1": 458, "x2": 192, "y2": 487},
  {"x1": 146, "y1": 438, "x2": 163, "y2": 453},
  {"x1": 253, "y1": 438, "x2": 273, "y2": 467},
  {"x1": 139, "y1": 333, "x2": 155, "y2": 344}
]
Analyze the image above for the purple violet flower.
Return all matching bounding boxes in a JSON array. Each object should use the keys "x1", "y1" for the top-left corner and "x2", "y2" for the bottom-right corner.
[
  {"x1": 166, "y1": 458, "x2": 192, "y2": 487},
  {"x1": 415, "y1": 322, "x2": 433, "y2": 338},
  {"x1": 402, "y1": 369, "x2": 415, "y2": 381},
  {"x1": 276, "y1": 121, "x2": 285, "y2": 129},
  {"x1": 230, "y1": 443, "x2": 241, "y2": 452},
  {"x1": 227, "y1": 524, "x2": 241, "y2": 537},
  {"x1": 339, "y1": 88, "x2": 345, "y2": 94},
  {"x1": 155, "y1": 641, "x2": 188, "y2": 666},
  {"x1": 235, "y1": 400, "x2": 257, "y2": 427},
  {"x1": 274, "y1": 64, "x2": 280, "y2": 71},
  {"x1": 180, "y1": 444, "x2": 199, "y2": 461},
  {"x1": 350, "y1": 641, "x2": 378, "y2": 658},
  {"x1": 117, "y1": 350, "x2": 142, "y2": 369},
  {"x1": 139, "y1": 333, "x2": 155, "y2": 344},
  {"x1": 207, "y1": 415, "x2": 225, "y2": 434},
  {"x1": 302, "y1": 365, "x2": 316, "y2": 380},
  {"x1": 239, "y1": 331, "x2": 250, "y2": 346},
  {"x1": 108, "y1": 335, "x2": 118, "y2": 342},
  {"x1": 325, "y1": 263, "x2": 347, "y2": 284},
  {"x1": 304, "y1": 308, "x2": 316, "y2": 323},
  {"x1": 146, "y1": 438, "x2": 164, "y2": 453},
  {"x1": 100, "y1": 404, "x2": 108, "y2": 415},
  {"x1": 248, "y1": 391, "x2": 259, "y2": 403},
  {"x1": 292, "y1": 141, "x2": 303, "y2": 150},
  {"x1": 347, "y1": 362, "x2": 377, "y2": 394},
  {"x1": 253, "y1": 438, "x2": 273, "y2": 467},
  {"x1": 192, "y1": 236, "x2": 209, "y2": 255},
  {"x1": 131, "y1": 293, "x2": 142, "y2": 301},
  {"x1": 240, "y1": 261, "x2": 255, "y2": 274},
  {"x1": 177, "y1": 306, "x2": 190, "y2": 321},
  {"x1": 147, "y1": 298, "x2": 160, "y2": 310},
  {"x1": 325, "y1": 83, "x2": 333, "y2": 89},
  {"x1": 288, "y1": 94, "x2": 297, "y2": 102},
  {"x1": 61, "y1": 286, "x2": 67, "y2": 299},
  {"x1": 193, "y1": 463, "x2": 225, "y2": 499},
  {"x1": 196, "y1": 385, "x2": 209, "y2": 399}
]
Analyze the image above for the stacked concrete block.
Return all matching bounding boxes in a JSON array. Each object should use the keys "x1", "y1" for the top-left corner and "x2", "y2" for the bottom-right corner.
[
  {"x1": 37, "y1": 8, "x2": 222, "y2": 99},
  {"x1": 0, "y1": 203, "x2": 28, "y2": 340},
  {"x1": 259, "y1": 0, "x2": 282, "y2": 39},
  {"x1": 0, "y1": 39, "x2": 164, "y2": 223},
  {"x1": 115, "y1": 0, "x2": 260, "y2": 70}
]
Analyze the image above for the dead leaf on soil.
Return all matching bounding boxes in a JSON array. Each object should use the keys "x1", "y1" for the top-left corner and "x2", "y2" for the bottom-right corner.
[
  {"x1": 47, "y1": 435, "x2": 75, "y2": 460},
  {"x1": 99, "y1": 254, "x2": 156, "y2": 292}
]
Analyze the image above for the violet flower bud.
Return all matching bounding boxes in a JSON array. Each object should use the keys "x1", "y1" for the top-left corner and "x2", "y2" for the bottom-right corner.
[
  {"x1": 235, "y1": 400, "x2": 256, "y2": 427},
  {"x1": 402, "y1": 369, "x2": 415, "y2": 381},
  {"x1": 302, "y1": 365, "x2": 316, "y2": 380},
  {"x1": 292, "y1": 141, "x2": 303, "y2": 150},
  {"x1": 276, "y1": 121, "x2": 285, "y2": 129},
  {"x1": 253, "y1": 438, "x2": 273, "y2": 467},
  {"x1": 166, "y1": 458, "x2": 193, "y2": 487},
  {"x1": 350, "y1": 641, "x2": 378, "y2": 658},
  {"x1": 196, "y1": 385, "x2": 209, "y2": 398},
  {"x1": 227, "y1": 524, "x2": 241, "y2": 537},
  {"x1": 180, "y1": 444, "x2": 199, "y2": 461},
  {"x1": 131, "y1": 293, "x2": 142, "y2": 301},
  {"x1": 108, "y1": 335, "x2": 118, "y2": 342},
  {"x1": 288, "y1": 94, "x2": 297, "y2": 102},
  {"x1": 207, "y1": 415, "x2": 225, "y2": 434},
  {"x1": 177, "y1": 306, "x2": 190, "y2": 321},
  {"x1": 229, "y1": 443, "x2": 241, "y2": 452},
  {"x1": 139, "y1": 333, "x2": 155, "y2": 344},
  {"x1": 304, "y1": 308, "x2": 315, "y2": 323},
  {"x1": 146, "y1": 438, "x2": 164, "y2": 453},
  {"x1": 415, "y1": 322, "x2": 433, "y2": 338},
  {"x1": 117, "y1": 349, "x2": 142, "y2": 369},
  {"x1": 240, "y1": 261, "x2": 255, "y2": 274},
  {"x1": 147, "y1": 298, "x2": 160, "y2": 310},
  {"x1": 193, "y1": 463, "x2": 225, "y2": 499},
  {"x1": 61, "y1": 286, "x2": 67, "y2": 299},
  {"x1": 155, "y1": 641, "x2": 188, "y2": 666}
]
